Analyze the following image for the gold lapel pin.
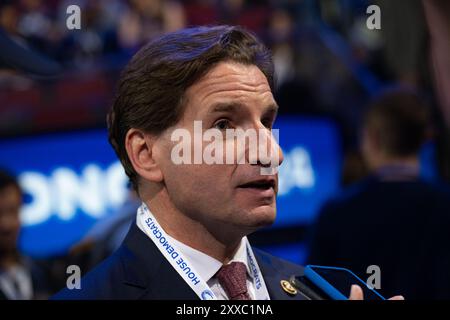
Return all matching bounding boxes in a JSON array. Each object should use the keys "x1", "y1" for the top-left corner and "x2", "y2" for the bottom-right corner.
[{"x1": 280, "y1": 279, "x2": 297, "y2": 296}]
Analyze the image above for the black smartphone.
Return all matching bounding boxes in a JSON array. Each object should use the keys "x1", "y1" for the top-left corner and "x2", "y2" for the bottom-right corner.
[{"x1": 292, "y1": 265, "x2": 386, "y2": 300}]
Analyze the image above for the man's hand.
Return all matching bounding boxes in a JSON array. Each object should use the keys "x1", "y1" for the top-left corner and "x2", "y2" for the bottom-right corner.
[{"x1": 348, "y1": 284, "x2": 404, "y2": 300}]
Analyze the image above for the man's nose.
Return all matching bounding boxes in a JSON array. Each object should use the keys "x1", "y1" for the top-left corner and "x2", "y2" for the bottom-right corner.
[{"x1": 248, "y1": 124, "x2": 284, "y2": 168}]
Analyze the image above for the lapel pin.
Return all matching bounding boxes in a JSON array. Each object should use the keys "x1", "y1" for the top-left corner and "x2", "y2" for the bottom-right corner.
[{"x1": 280, "y1": 279, "x2": 297, "y2": 296}]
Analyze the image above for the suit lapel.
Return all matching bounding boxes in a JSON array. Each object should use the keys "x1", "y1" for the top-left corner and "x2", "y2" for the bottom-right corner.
[
  {"x1": 119, "y1": 222, "x2": 198, "y2": 300},
  {"x1": 253, "y1": 249, "x2": 307, "y2": 300},
  {"x1": 119, "y1": 222, "x2": 306, "y2": 300}
]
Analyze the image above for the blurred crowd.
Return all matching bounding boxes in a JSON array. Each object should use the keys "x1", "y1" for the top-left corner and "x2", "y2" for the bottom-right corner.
[{"x1": 1, "y1": 0, "x2": 449, "y2": 181}]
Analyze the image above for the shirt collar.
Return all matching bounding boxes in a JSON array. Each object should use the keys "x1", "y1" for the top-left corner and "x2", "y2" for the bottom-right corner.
[
  {"x1": 165, "y1": 233, "x2": 252, "y2": 283},
  {"x1": 139, "y1": 204, "x2": 253, "y2": 283}
]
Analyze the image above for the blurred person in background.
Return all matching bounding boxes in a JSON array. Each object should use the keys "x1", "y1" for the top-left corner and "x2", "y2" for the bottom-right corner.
[
  {"x1": 69, "y1": 186, "x2": 140, "y2": 272},
  {"x1": 117, "y1": 0, "x2": 186, "y2": 52},
  {"x1": 0, "y1": 169, "x2": 50, "y2": 299},
  {"x1": 422, "y1": 0, "x2": 450, "y2": 181},
  {"x1": 307, "y1": 89, "x2": 450, "y2": 299}
]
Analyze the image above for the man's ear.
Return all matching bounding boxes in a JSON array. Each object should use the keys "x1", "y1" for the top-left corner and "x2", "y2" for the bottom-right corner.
[{"x1": 125, "y1": 128, "x2": 163, "y2": 183}]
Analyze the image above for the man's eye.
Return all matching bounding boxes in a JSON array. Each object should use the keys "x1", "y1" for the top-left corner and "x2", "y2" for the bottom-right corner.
[{"x1": 213, "y1": 119, "x2": 232, "y2": 130}]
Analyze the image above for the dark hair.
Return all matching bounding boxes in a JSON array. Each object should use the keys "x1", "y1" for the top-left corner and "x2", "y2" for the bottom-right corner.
[
  {"x1": 0, "y1": 168, "x2": 21, "y2": 194},
  {"x1": 107, "y1": 25, "x2": 274, "y2": 191},
  {"x1": 363, "y1": 89, "x2": 429, "y2": 157}
]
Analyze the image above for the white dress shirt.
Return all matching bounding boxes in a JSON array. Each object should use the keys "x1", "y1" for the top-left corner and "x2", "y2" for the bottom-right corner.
[
  {"x1": 136, "y1": 205, "x2": 270, "y2": 300},
  {"x1": 165, "y1": 234, "x2": 256, "y2": 300},
  {"x1": 0, "y1": 264, "x2": 33, "y2": 300}
]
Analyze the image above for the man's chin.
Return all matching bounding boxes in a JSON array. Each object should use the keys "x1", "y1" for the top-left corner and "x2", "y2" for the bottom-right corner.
[{"x1": 245, "y1": 205, "x2": 276, "y2": 228}]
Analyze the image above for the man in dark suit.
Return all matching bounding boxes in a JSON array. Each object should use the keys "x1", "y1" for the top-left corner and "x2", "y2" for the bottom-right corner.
[
  {"x1": 0, "y1": 169, "x2": 50, "y2": 300},
  {"x1": 307, "y1": 90, "x2": 450, "y2": 299},
  {"x1": 53, "y1": 25, "x2": 317, "y2": 300},
  {"x1": 54, "y1": 220, "x2": 308, "y2": 300}
]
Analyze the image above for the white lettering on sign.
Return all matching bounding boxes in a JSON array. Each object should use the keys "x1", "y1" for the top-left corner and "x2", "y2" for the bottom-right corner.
[{"x1": 19, "y1": 161, "x2": 128, "y2": 226}]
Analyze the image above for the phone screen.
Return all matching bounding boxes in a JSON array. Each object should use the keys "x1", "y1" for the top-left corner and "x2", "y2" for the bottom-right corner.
[{"x1": 307, "y1": 266, "x2": 385, "y2": 300}]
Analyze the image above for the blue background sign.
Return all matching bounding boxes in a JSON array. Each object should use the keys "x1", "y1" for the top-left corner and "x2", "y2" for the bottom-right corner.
[{"x1": 0, "y1": 116, "x2": 343, "y2": 257}]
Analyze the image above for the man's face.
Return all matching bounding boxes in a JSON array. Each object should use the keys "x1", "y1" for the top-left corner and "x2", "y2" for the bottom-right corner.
[
  {"x1": 155, "y1": 62, "x2": 283, "y2": 239},
  {"x1": 0, "y1": 185, "x2": 21, "y2": 253}
]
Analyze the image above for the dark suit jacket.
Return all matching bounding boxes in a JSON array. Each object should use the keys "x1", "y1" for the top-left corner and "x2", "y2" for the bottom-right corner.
[
  {"x1": 307, "y1": 175, "x2": 450, "y2": 299},
  {"x1": 53, "y1": 222, "x2": 307, "y2": 300},
  {"x1": 0, "y1": 256, "x2": 51, "y2": 300}
]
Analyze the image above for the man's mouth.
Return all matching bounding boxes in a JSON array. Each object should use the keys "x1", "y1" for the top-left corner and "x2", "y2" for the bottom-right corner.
[{"x1": 237, "y1": 178, "x2": 276, "y2": 191}]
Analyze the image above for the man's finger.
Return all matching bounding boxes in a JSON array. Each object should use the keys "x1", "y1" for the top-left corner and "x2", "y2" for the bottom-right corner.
[
  {"x1": 388, "y1": 295, "x2": 405, "y2": 300},
  {"x1": 349, "y1": 284, "x2": 364, "y2": 300}
]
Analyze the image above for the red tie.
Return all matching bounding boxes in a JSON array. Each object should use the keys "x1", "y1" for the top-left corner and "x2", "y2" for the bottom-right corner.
[{"x1": 216, "y1": 262, "x2": 251, "y2": 300}]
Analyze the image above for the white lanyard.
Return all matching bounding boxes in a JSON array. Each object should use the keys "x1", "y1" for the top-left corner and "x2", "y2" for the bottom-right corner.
[{"x1": 136, "y1": 203, "x2": 270, "y2": 300}]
